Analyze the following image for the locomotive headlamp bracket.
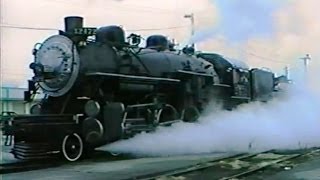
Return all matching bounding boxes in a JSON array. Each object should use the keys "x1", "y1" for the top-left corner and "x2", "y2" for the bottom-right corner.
[{"x1": 32, "y1": 43, "x2": 42, "y2": 56}]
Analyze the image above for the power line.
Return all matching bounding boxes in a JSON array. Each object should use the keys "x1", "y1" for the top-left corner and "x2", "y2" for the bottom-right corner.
[
  {"x1": 0, "y1": 24, "x2": 58, "y2": 31},
  {"x1": 246, "y1": 43, "x2": 283, "y2": 59},
  {"x1": 210, "y1": 38, "x2": 289, "y2": 64},
  {"x1": 0, "y1": 24, "x2": 189, "y2": 32},
  {"x1": 127, "y1": 25, "x2": 188, "y2": 32},
  {"x1": 247, "y1": 52, "x2": 288, "y2": 64},
  {"x1": 1, "y1": 24, "x2": 288, "y2": 65}
]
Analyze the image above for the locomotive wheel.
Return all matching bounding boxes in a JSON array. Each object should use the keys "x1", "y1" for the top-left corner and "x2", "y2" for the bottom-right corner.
[
  {"x1": 182, "y1": 106, "x2": 200, "y2": 122},
  {"x1": 62, "y1": 133, "x2": 83, "y2": 162},
  {"x1": 157, "y1": 104, "x2": 179, "y2": 123}
]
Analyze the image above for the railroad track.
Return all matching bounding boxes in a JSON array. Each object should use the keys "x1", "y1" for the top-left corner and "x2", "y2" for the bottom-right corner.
[
  {"x1": 2, "y1": 148, "x2": 319, "y2": 178},
  {"x1": 136, "y1": 148, "x2": 320, "y2": 180},
  {"x1": 0, "y1": 150, "x2": 134, "y2": 174},
  {"x1": 0, "y1": 160, "x2": 63, "y2": 174},
  {"x1": 219, "y1": 153, "x2": 302, "y2": 180}
]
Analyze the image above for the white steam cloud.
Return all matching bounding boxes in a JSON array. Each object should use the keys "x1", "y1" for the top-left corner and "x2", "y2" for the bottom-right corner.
[
  {"x1": 100, "y1": 76, "x2": 320, "y2": 157},
  {"x1": 98, "y1": 0, "x2": 320, "y2": 157}
]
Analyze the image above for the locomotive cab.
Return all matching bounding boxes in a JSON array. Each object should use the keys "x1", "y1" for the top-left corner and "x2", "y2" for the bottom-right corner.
[{"x1": 197, "y1": 53, "x2": 251, "y2": 100}]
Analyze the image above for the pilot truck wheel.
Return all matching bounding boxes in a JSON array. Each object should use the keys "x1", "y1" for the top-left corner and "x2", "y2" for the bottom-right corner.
[{"x1": 62, "y1": 133, "x2": 83, "y2": 162}]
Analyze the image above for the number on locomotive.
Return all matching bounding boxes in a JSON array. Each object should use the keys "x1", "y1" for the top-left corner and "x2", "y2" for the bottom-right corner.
[{"x1": 74, "y1": 28, "x2": 97, "y2": 35}]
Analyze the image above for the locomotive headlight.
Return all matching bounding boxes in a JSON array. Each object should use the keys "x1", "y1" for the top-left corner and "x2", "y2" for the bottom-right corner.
[{"x1": 29, "y1": 63, "x2": 43, "y2": 74}]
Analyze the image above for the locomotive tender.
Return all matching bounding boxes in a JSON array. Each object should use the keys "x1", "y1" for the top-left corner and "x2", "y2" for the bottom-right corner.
[{"x1": 2, "y1": 16, "x2": 277, "y2": 161}]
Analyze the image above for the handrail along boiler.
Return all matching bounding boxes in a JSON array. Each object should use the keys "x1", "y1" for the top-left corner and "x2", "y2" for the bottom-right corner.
[{"x1": 1, "y1": 16, "x2": 281, "y2": 161}]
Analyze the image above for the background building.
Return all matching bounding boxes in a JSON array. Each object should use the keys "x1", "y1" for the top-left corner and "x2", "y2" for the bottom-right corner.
[{"x1": 1, "y1": 87, "x2": 43, "y2": 115}]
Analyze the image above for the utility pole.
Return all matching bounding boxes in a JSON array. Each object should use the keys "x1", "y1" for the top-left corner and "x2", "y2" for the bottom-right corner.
[
  {"x1": 284, "y1": 66, "x2": 289, "y2": 79},
  {"x1": 300, "y1": 54, "x2": 311, "y2": 75},
  {"x1": 184, "y1": 13, "x2": 195, "y2": 48}
]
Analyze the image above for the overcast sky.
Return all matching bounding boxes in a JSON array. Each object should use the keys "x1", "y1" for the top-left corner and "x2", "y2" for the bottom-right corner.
[{"x1": 1, "y1": 0, "x2": 319, "y2": 87}]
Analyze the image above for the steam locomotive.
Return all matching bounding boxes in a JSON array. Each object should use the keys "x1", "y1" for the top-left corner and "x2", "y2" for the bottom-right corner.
[{"x1": 1, "y1": 16, "x2": 280, "y2": 161}]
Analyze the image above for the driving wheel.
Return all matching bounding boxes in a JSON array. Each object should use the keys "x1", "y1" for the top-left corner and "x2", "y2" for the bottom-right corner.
[{"x1": 182, "y1": 106, "x2": 200, "y2": 122}]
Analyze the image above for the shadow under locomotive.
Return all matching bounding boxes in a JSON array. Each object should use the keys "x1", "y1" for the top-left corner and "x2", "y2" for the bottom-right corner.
[{"x1": 1, "y1": 16, "x2": 289, "y2": 162}]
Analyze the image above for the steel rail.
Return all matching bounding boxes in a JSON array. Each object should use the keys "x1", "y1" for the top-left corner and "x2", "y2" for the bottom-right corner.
[
  {"x1": 133, "y1": 151, "x2": 270, "y2": 180},
  {"x1": 220, "y1": 149, "x2": 320, "y2": 180},
  {"x1": 136, "y1": 149, "x2": 320, "y2": 180}
]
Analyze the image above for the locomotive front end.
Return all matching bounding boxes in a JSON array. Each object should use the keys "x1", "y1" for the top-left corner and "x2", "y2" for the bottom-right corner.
[
  {"x1": 2, "y1": 16, "x2": 145, "y2": 162},
  {"x1": 28, "y1": 17, "x2": 83, "y2": 98},
  {"x1": 1, "y1": 16, "x2": 95, "y2": 162}
]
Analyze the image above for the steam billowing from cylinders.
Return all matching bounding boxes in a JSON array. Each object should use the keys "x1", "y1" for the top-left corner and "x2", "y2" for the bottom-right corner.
[
  {"x1": 98, "y1": 0, "x2": 320, "y2": 157},
  {"x1": 100, "y1": 71, "x2": 320, "y2": 157}
]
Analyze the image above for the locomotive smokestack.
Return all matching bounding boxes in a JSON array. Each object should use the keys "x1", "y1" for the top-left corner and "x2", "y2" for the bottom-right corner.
[{"x1": 64, "y1": 16, "x2": 83, "y2": 34}]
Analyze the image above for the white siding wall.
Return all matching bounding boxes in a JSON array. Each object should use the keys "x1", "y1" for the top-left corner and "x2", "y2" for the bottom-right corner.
[
  {"x1": 1, "y1": 101, "x2": 38, "y2": 114},
  {"x1": 1, "y1": 87, "x2": 43, "y2": 115}
]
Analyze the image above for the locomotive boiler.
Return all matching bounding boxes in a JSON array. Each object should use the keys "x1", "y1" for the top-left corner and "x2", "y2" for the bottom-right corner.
[{"x1": 1, "y1": 16, "x2": 278, "y2": 161}]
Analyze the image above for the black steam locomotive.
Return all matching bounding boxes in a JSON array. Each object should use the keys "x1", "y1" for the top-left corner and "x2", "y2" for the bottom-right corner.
[{"x1": 1, "y1": 16, "x2": 279, "y2": 161}]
